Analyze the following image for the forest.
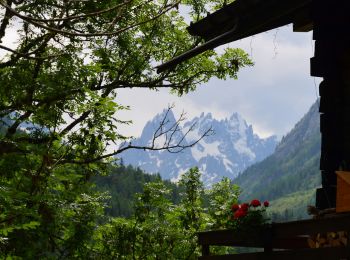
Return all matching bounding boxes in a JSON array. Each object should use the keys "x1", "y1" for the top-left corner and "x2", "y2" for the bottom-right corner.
[{"x1": 0, "y1": 0, "x2": 256, "y2": 258}]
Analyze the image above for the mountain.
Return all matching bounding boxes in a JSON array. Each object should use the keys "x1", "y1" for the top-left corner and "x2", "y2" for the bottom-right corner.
[
  {"x1": 120, "y1": 109, "x2": 278, "y2": 185},
  {"x1": 234, "y1": 101, "x2": 321, "y2": 206}
]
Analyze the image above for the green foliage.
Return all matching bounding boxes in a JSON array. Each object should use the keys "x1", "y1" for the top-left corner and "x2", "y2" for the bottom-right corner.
[
  {"x1": 94, "y1": 164, "x2": 181, "y2": 217},
  {"x1": 91, "y1": 168, "x2": 240, "y2": 259},
  {"x1": 177, "y1": 167, "x2": 204, "y2": 230},
  {"x1": 206, "y1": 177, "x2": 240, "y2": 229},
  {"x1": 0, "y1": 0, "x2": 252, "y2": 257}
]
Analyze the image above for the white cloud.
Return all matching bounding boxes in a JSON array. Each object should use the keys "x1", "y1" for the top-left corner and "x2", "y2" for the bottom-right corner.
[
  {"x1": 3, "y1": 13, "x2": 320, "y2": 141},
  {"x1": 109, "y1": 25, "x2": 322, "y2": 140}
]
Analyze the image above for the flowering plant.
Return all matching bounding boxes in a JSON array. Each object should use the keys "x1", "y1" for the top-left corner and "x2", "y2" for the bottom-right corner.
[{"x1": 226, "y1": 199, "x2": 270, "y2": 234}]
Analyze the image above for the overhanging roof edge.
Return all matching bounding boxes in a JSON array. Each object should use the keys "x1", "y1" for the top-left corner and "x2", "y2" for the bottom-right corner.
[{"x1": 156, "y1": 0, "x2": 312, "y2": 73}]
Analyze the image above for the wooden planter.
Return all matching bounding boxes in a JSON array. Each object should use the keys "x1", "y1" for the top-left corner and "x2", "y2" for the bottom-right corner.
[{"x1": 336, "y1": 171, "x2": 350, "y2": 213}]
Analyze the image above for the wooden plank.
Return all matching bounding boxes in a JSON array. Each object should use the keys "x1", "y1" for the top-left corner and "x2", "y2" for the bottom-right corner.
[
  {"x1": 272, "y1": 215, "x2": 350, "y2": 238},
  {"x1": 293, "y1": 6, "x2": 313, "y2": 32},
  {"x1": 188, "y1": 0, "x2": 311, "y2": 40},
  {"x1": 318, "y1": 79, "x2": 344, "y2": 99},
  {"x1": 314, "y1": 41, "x2": 349, "y2": 62},
  {"x1": 198, "y1": 231, "x2": 309, "y2": 249},
  {"x1": 199, "y1": 247, "x2": 350, "y2": 260},
  {"x1": 198, "y1": 215, "x2": 350, "y2": 252},
  {"x1": 202, "y1": 244, "x2": 210, "y2": 256},
  {"x1": 310, "y1": 57, "x2": 343, "y2": 78},
  {"x1": 337, "y1": 172, "x2": 350, "y2": 185},
  {"x1": 198, "y1": 229, "x2": 267, "y2": 248},
  {"x1": 312, "y1": 1, "x2": 350, "y2": 40},
  {"x1": 293, "y1": 21, "x2": 313, "y2": 32},
  {"x1": 271, "y1": 237, "x2": 309, "y2": 249},
  {"x1": 319, "y1": 172, "x2": 337, "y2": 191},
  {"x1": 315, "y1": 187, "x2": 336, "y2": 212},
  {"x1": 336, "y1": 173, "x2": 350, "y2": 213},
  {"x1": 319, "y1": 153, "x2": 339, "y2": 173}
]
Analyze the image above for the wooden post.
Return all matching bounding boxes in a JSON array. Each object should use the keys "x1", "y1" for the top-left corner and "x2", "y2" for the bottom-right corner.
[
  {"x1": 202, "y1": 244, "x2": 210, "y2": 256},
  {"x1": 312, "y1": 0, "x2": 350, "y2": 209},
  {"x1": 263, "y1": 227, "x2": 273, "y2": 253}
]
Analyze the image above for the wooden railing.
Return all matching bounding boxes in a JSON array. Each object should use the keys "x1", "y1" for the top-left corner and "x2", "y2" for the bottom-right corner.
[{"x1": 198, "y1": 213, "x2": 350, "y2": 259}]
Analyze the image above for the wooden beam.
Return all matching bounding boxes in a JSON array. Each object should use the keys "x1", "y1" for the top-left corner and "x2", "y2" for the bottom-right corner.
[
  {"x1": 199, "y1": 247, "x2": 350, "y2": 260},
  {"x1": 293, "y1": 6, "x2": 313, "y2": 32},
  {"x1": 313, "y1": 0, "x2": 350, "y2": 209},
  {"x1": 157, "y1": 0, "x2": 312, "y2": 72},
  {"x1": 293, "y1": 21, "x2": 313, "y2": 32}
]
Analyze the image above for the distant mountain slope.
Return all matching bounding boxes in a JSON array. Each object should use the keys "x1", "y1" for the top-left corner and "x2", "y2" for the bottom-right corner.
[
  {"x1": 267, "y1": 189, "x2": 316, "y2": 221},
  {"x1": 120, "y1": 109, "x2": 278, "y2": 185},
  {"x1": 235, "y1": 101, "x2": 321, "y2": 202}
]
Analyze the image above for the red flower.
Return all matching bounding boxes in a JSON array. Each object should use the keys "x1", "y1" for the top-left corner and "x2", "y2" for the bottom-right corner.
[
  {"x1": 263, "y1": 201, "x2": 269, "y2": 207},
  {"x1": 250, "y1": 199, "x2": 261, "y2": 207},
  {"x1": 231, "y1": 204, "x2": 239, "y2": 212},
  {"x1": 234, "y1": 209, "x2": 247, "y2": 219},
  {"x1": 240, "y1": 203, "x2": 249, "y2": 211}
]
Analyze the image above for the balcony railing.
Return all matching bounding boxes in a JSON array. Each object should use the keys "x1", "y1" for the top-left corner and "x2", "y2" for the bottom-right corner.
[{"x1": 198, "y1": 213, "x2": 350, "y2": 259}]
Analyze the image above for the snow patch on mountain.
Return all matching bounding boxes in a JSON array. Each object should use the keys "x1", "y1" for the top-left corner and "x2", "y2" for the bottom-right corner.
[
  {"x1": 234, "y1": 138, "x2": 256, "y2": 160},
  {"x1": 223, "y1": 158, "x2": 234, "y2": 173},
  {"x1": 120, "y1": 109, "x2": 278, "y2": 186},
  {"x1": 192, "y1": 141, "x2": 221, "y2": 161}
]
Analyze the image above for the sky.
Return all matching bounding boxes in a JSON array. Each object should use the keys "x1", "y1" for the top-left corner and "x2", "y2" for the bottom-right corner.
[
  {"x1": 0, "y1": 10, "x2": 321, "y2": 141},
  {"x1": 116, "y1": 24, "x2": 321, "y2": 139}
]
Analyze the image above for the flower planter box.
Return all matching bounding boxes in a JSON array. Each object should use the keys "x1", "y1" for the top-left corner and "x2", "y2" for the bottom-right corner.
[{"x1": 336, "y1": 171, "x2": 350, "y2": 213}]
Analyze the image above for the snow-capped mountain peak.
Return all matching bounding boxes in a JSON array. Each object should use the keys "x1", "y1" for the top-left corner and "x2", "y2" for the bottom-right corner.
[{"x1": 120, "y1": 110, "x2": 278, "y2": 186}]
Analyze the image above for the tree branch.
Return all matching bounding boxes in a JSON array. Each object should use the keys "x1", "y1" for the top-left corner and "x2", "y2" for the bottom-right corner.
[
  {"x1": 5, "y1": 110, "x2": 32, "y2": 137},
  {"x1": 11, "y1": 0, "x2": 133, "y2": 23},
  {"x1": 1, "y1": 1, "x2": 180, "y2": 37},
  {"x1": 0, "y1": 44, "x2": 60, "y2": 60},
  {"x1": 0, "y1": 33, "x2": 54, "y2": 68},
  {"x1": 59, "y1": 110, "x2": 91, "y2": 137},
  {"x1": 59, "y1": 105, "x2": 214, "y2": 165}
]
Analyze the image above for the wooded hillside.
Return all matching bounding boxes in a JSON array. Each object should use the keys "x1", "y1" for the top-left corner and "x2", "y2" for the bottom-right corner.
[{"x1": 235, "y1": 102, "x2": 321, "y2": 219}]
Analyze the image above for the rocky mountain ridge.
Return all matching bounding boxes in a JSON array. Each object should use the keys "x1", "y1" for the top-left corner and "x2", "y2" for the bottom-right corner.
[{"x1": 120, "y1": 109, "x2": 278, "y2": 185}]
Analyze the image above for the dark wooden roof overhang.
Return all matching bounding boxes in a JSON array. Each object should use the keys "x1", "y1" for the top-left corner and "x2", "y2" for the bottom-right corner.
[{"x1": 157, "y1": 0, "x2": 312, "y2": 73}]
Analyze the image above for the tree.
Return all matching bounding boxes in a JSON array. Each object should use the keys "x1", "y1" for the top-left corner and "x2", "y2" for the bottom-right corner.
[
  {"x1": 0, "y1": 0, "x2": 252, "y2": 257},
  {"x1": 92, "y1": 168, "x2": 240, "y2": 259},
  {"x1": 206, "y1": 177, "x2": 240, "y2": 230}
]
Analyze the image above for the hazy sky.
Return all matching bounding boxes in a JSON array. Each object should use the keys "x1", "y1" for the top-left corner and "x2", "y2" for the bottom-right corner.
[
  {"x1": 1, "y1": 14, "x2": 320, "y2": 141},
  {"x1": 117, "y1": 25, "x2": 321, "y2": 139}
]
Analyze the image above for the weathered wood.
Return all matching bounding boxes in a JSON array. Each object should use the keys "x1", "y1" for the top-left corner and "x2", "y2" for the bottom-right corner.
[
  {"x1": 198, "y1": 214, "x2": 350, "y2": 258},
  {"x1": 157, "y1": 0, "x2": 312, "y2": 72},
  {"x1": 202, "y1": 244, "x2": 210, "y2": 256},
  {"x1": 293, "y1": 6, "x2": 313, "y2": 32},
  {"x1": 336, "y1": 172, "x2": 350, "y2": 213},
  {"x1": 199, "y1": 247, "x2": 350, "y2": 260},
  {"x1": 188, "y1": 0, "x2": 312, "y2": 41},
  {"x1": 316, "y1": 187, "x2": 336, "y2": 210},
  {"x1": 312, "y1": 0, "x2": 350, "y2": 209},
  {"x1": 311, "y1": 57, "x2": 344, "y2": 78},
  {"x1": 271, "y1": 214, "x2": 350, "y2": 238},
  {"x1": 198, "y1": 229, "x2": 309, "y2": 249},
  {"x1": 198, "y1": 229, "x2": 267, "y2": 247}
]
